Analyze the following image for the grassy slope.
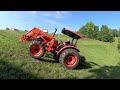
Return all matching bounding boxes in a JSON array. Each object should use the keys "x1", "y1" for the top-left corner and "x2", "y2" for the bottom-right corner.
[{"x1": 0, "y1": 30, "x2": 120, "y2": 79}]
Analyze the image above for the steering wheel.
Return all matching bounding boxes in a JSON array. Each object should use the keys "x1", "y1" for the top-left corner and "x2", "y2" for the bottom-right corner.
[{"x1": 52, "y1": 28, "x2": 57, "y2": 37}]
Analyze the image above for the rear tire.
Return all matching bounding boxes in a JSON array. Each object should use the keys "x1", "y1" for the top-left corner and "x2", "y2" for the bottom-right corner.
[
  {"x1": 59, "y1": 49, "x2": 80, "y2": 69},
  {"x1": 29, "y1": 41, "x2": 44, "y2": 59}
]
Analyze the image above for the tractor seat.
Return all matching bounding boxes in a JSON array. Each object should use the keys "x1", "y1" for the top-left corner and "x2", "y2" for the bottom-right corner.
[{"x1": 56, "y1": 41, "x2": 74, "y2": 51}]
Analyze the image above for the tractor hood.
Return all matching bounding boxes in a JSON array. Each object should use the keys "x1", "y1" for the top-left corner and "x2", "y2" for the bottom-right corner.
[{"x1": 61, "y1": 28, "x2": 82, "y2": 39}]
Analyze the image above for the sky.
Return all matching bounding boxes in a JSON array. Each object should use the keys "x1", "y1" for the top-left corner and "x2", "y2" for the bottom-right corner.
[{"x1": 0, "y1": 11, "x2": 120, "y2": 34}]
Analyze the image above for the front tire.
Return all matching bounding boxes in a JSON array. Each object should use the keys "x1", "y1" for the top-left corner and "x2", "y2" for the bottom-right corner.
[
  {"x1": 59, "y1": 49, "x2": 80, "y2": 69},
  {"x1": 29, "y1": 41, "x2": 44, "y2": 59}
]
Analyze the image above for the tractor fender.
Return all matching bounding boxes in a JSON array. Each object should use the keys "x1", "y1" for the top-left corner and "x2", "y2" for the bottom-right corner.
[{"x1": 57, "y1": 46, "x2": 80, "y2": 57}]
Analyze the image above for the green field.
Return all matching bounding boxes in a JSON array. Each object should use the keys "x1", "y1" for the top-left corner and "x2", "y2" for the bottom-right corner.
[{"x1": 0, "y1": 30, "x2": 120, "y2": 79}]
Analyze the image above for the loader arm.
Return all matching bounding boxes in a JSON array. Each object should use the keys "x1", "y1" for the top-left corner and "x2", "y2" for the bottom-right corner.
[{"x1": 19, "y1": 28, "x2": 53, "y2": 43}]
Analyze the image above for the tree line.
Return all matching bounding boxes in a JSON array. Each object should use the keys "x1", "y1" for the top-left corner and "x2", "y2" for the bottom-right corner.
[{"x1": 77, "y1": 22, "x2": 120, "y2": 43}]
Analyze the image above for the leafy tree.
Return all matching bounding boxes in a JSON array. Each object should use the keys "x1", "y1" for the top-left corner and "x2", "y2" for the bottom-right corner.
[
  {"x1": 78, "y1": 21, "x2": 99, "y2": 39},
  {"x1": 77, "y1": 25, "x2": 87, "y2": 35},
  {"x1": 77, "y1": 22, "x2": 115, "y2": 43},
  {"x1": 93, "y1": 25, "x2": 99, "y2": 39},
  {"x1": 110, "y1": 29, "x2": 118, "y2": 37},
  {"x1": 6, "y1": 28, "x2": 10, "y2": 30},
  {"x1": 118, "y1": 29, "x2": 120, "y2": 37},
  {"x1": 118, "y1": 36, "x2": 120, "y2": 52},
  {"x1": 99, "y1": 25, "x2": 114, "y2": 42}
]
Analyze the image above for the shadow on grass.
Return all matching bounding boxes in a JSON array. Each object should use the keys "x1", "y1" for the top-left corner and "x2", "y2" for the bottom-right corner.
[
  {"x1": 75, "y1": 55, "x2": 100, "y2": 70},
  {"x1": 39, "y1": 54, "x2": 94, "y2": 70},
  {"x1": 75, "y1": 55, "x2": 91, "y2": 70},
  {"x1": 0, "y1": 58, "x2": 43, "y2": 79},
  {"x1": 76, "y1": 62, "x2": 92, "y2": 70},
  {"x1": 43, "y1": 52, "x2": 53, "y2": 58},
  {"x1": 36, "y1": 52, "x2": 58, "y2": 63},
  {"x1": 83, "y1": 64, "x2": 120, "y2": 79},
  {"x1": 40, "y1": 58, "x2": 58, "y2": 63}
]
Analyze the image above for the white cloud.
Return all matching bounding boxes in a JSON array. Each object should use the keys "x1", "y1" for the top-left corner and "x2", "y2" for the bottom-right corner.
[
  {"x1": 22, "y1": 11, "x2": 70, "y2": 28},
  {"x1": 41, "y1": 11, "x2": 71, "y2": 19},
  {"x1": 44, "y1": 19, "x2": 69, "y2": 28}
]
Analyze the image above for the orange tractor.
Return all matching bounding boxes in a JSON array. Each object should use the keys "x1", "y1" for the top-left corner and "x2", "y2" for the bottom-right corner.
[{"x1": 19, "y1": 28, "x2": 82, "y2": 69}]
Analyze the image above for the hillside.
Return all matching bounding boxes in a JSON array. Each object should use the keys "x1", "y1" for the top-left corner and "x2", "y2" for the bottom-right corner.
[{"x1": 0, "y1": 30, "x2": 120, "y2": 79}]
